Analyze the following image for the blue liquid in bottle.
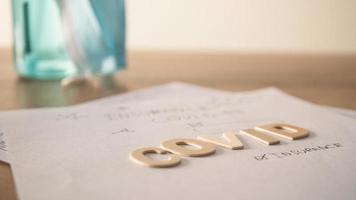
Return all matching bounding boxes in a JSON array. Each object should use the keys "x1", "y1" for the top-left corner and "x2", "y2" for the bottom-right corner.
[
  {"x1": 12, "y1": 0, "x2": 126, "y2": 80},
  {"x1": 12, "y1": 0, "x2": 77, "y2": 79}
]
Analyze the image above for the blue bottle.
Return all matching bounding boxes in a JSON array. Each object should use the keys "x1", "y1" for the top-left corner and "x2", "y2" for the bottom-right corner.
[{"x1": 12, "y1": 0, "x2": 126, "y2": 80}]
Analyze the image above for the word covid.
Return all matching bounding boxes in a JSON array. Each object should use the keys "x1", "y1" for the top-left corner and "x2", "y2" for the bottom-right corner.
[{"x1": 130, "y1": 123, "x2": 309, "y2": 168}]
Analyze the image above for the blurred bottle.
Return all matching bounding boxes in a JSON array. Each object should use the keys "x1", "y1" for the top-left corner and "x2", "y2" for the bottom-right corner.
[{"x1": 12, "y1": 0, "x2": 126, "y2": 80}]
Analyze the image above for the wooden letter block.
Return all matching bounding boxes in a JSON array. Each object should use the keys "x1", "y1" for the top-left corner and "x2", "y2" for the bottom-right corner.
[
  {"x1": 256, "y1": 123, "x2": 309, "y2": 140},
  {"x1": 130, "y1": 147, "x2": 181, "y2": 168},
  {"x1": 161, "y1": 138, "x2": 216, "y2": 157},
  {"x1": 197, "y1": 131, "x2": 244, "y2": 150},
  {"x1": 240, "y1": 128, "x2": 280, "y2": 145}
]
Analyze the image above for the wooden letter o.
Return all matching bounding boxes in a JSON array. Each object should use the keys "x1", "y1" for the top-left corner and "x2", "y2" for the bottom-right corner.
[{"x1": 161, "y1": 138, "x2": 216, "y2": 157}]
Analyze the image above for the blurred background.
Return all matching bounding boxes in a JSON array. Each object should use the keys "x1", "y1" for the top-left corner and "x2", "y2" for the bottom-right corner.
[
  {"x1": 1, "y1": 0, "x2": 356, "y2": 53},
  {"x1": 0, "y1": 0, "x2": 355, "y2": 110}
]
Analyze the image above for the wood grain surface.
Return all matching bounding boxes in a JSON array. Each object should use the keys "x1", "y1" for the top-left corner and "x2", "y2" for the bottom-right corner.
[{"x1": 0, "y1": 48, "x2": 355, "y2": 200}]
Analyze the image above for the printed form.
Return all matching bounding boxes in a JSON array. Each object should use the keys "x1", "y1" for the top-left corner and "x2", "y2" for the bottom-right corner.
[{"x1": 1, "y1": 87, "x2": 356, "y2": 200}]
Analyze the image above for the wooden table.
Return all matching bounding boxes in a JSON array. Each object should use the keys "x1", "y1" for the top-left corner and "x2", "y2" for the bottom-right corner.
[{"x1": 1, "y1": 48, "x2": 356, "y2": 200}]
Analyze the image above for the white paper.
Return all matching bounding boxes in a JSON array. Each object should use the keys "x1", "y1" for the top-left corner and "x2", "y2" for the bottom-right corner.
[
  {"x1": 324, "y1": 106, "x2": 356, "y2": 119},
  {"x1": 0, "y1": 82, "x2": 227, "y2": 163},
  {"x1": 0, "y1": 129, "x2": 8, "y2": 163},
  {"x1": 2, "y1": 88, "x2": 356, "y2": 200},
  {"x1": 79, "y1": 81, "x2": 228, "y2": 107},
  {"x1": 80, "y1": 81, "x2": 356, "y2": 119},
  {"x1": 0, "y1": 82, "x2": 355, "y2": 164}
]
